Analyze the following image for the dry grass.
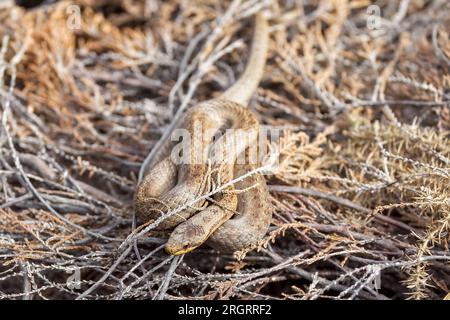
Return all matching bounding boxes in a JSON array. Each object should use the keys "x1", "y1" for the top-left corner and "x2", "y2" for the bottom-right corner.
[{"x1": 0, "y1": 0, "x2": 449, "y2": 300}]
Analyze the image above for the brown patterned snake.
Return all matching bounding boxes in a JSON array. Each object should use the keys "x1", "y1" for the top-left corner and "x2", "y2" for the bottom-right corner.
[{"x1": 134, "y1": 13, "x2": 271, "y2": 255}]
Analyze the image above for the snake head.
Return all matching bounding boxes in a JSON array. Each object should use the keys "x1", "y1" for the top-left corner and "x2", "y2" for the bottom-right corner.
[{"x1": 164, "y1": 222, "x2": 208, "y2": 255}]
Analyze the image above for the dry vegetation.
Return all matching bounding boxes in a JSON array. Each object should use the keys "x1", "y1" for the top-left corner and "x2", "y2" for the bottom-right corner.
[{"x1": 0, "y1": 0, "x2": 449, "y2": 300}]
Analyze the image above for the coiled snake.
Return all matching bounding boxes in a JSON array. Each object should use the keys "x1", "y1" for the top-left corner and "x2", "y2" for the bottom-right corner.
[{"x1": 134, "y1": 13, "x2": 271, "y2": 255}]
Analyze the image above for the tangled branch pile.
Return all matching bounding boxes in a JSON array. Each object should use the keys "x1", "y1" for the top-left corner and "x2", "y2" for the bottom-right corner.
[{"x1": 0, "y1": 0, "x2": 449, "y2": 300}]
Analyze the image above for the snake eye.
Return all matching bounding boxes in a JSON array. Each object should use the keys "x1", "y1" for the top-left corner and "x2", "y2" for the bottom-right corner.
[{"x1": 176, "y1": 243, "x2": 198, "y2": 255}]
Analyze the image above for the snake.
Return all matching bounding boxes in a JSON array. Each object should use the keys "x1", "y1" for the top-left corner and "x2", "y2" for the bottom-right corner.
[{"x1": 134, "y1": 12, "x2": 271, "y2": 255}]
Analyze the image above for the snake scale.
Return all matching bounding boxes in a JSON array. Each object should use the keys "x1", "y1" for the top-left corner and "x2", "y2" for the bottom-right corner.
[{"x1": 134, "y1": 12, "x2": 271, "y2": 255}]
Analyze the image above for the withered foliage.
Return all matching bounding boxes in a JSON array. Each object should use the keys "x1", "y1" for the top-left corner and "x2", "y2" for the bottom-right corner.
[{"x1": 0, "y1": 0, "x2": 449, "y2": 300}]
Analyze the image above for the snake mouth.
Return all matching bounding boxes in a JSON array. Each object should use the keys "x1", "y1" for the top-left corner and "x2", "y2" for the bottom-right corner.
[{"x1": 165, "y1": 243, "x2": 199, "y2": 256}]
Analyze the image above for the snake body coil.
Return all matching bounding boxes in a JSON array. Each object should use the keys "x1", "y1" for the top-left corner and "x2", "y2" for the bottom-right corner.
[{"x1": 135, "y1": 12, "x2": 271, "y2": 255}]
